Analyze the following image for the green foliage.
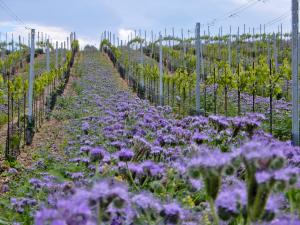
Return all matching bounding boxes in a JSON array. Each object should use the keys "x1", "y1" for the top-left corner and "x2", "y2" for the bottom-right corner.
[
  {"x1": 0, "y1": 112, "x2": 7, "y2": 127},
  {"x1": 286, "y1": 188, "x2": 300, "y2": 217},
  {"x1": 218, "y1": 62, "x2": 234, "y2": 89},
  {"x1": 233, "y1": 62, "x2": 248, "y2": 92},
  {"x1": 72, "y1": 80, "x2": 83, "y2": 95},
  {"x1": 279, "y1": 58, "x2": 291, "y2": 81},
  {"x1": 0, "y1": 74, "x2": 4, "y2": 104},
  {"x1": 270, "y1": 112, "x2": 292, "y2": 141},
  {"x1": 100, "y1": 39, "x2": 121, "y2": 61},
  {"x1": 71, "y1": 40, "x2": 80, "y2": 52}
]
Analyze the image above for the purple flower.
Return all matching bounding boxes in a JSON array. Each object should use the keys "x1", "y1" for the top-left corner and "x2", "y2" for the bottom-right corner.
[
  {"x1": 82, "y1": 121, "x2": 90, "y2": 134},
  {"x1": 256, "y1": 171, "x2": 273, "y2": 184},
  {"x1": 216, "y1": 181, "x2": 247, "y2": 220},
  {"x1": 118, "y1": 148, "x2": 134, "y2": 162},
  {"x1": 132, "y1": 192, "x2": 162, "y2": 213},
  {"x1": 8, "y1": 168, "x2": 18, "y2": 175},
  {"x1": 1, "y1": 184, "x2": 9, "y2": 193},
  {"x1": 110, "y1": 141, "x2": 127, "y2": 150},
  {"x1": 70, "y1": 172, "x2": 84, "y2": 180},
  {"x1": 209, "y1": 115, "x2": 229, "y2": 131},
  {"x1": 161, "y1": 203, "x2": 184, "y2": 225},
  {"x1": 268, "y1": 215, "x2": 300, "y2": 225},
  {"x1": 189, "y1": 179, "x2": 203, "y2": 191},
  {"x1": 142, "y1": 161, "x2": 165, "y2": 177},
  {"x1": 189, "y1": 150, "x2": 233, "y2": 171},
  {"x1": 90, "y1": 147, "x2": 106, "y2": 162},
  {"x1": 127, "y1": 163, "x2": 143, "y2": 178},
  {"x1": 151, "y1": 146, "x2": 165, "y2": 155},
  {"x1": 274, "y1": 167, "x2": 299, "y2": 184},
  {"x1": 192, "y1": 132, "x2": 209, "y2": 144},
  {"x1": 80, "y1": 146, "x2": 92, "y2": 154},
  {"x1": 29, "y1": 178, "x2": 43, "y2": 189}
]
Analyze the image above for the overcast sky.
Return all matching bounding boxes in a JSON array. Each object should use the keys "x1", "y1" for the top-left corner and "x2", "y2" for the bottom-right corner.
[{"x1": 0, "y1": 0, "x2": 292, "y2": 47}]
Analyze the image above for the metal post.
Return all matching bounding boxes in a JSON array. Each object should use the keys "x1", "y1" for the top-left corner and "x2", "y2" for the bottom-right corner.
[
  {"x1": 159, "y1": 33, "x2": 163, "y2": 105},
  {"x1": 273, "y1": 33, "x2": 278, "y2": 73},
  {"x1": 55, "y1": 41, "x2": 58, "y2": 68},
  {"x1": 11, "y1": 33, "x2": 14, "y2": 53},
  {"x1": 70, "y1": 33, "x2": 73, "y2": 46},
  {"x1": 127, "y1": 35, "x2": 131, "y2": 84},
  {"x1": 46, "y1": 39, "x2": 50, "y2": 72},
  {"x1": 280, "y1": 23, "x2": 283, "y2": 50},
  {"x1": 28, "y1": 33, "x2": 30, "y2": 48},
  {"x1": 61, "y1": 42, "x2": 63, "y2": 64},
  {"x1": 144, "y1": 30, "x2": 147, "y2": 48},
  {"x1": 140, "y1": 30, "x2": 144, "y2": 91},
  {"x1": 5, "y1": 32, "x2": 7, "y2": 51},
  {"x1": 121, "y1": 40, "x2": 123, "y2": 63},
  {"x1": 218, "y1": 28, "x2": 221, "y2": 60},
  {"x1": 19, "y1": 35, "x2": 21, "y2": 51},
  {"x1": 1, "y1": 35, "x2": 4, "y2": 75},
  {"x1": 200, "y1": 27, "x2": 204, "y2": 82},
  {"x1": 237, "y1": 27, "x2": 240, "y2": 64},
  {"x1": 172, "y1": 27, "x2": 175, "y2": 47},
  {"x1": 228, "y1": 26, "x2": 231, "y2": 66},
  {"x1": 292, "y1": 0, "x2": 299, "y2": 145},
  {"x1": 195, "y1": 23, "x2": 201, "y2": 115},
  {"x1": 26, "y1": 29, "x2": 35, "y2": 145},
  {"x1": 64, "y1": 41, "x2": 66, "y2": 61},
  {"x1": 151, "y1": 30, "x2": 154, "y2": 58}
]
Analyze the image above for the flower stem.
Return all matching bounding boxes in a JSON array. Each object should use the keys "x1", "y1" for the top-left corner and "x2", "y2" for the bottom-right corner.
[
  {"x1": 97, "y1": 202, "x2": 102, "y2": 225},
  {"x1": 208, "y1": 198, "x2": 219, "y2": 225},
  {"x1": 126, "y1": 162, "x2": 139, "y2": 190}
]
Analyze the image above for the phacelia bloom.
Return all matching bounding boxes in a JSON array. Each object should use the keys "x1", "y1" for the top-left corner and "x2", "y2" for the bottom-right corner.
[
  {"x1": 267, "y1": 215, "x2": 300, "y2": 225},
  {"x1": 118, "y1": 148, "x2": 134, "y2": 162},
  {"x1": 132, "y1": 192, "x2": 162, "y2": 213},
  {"x1": 192, "y1": 132, "x2": 209, "y2": 144},
  {"x1": 80, "y1": 145, "x2": 92, "y2": 154},
  {"x1": 216, "y1": 182, "x2": 247, "y2": 220},
  {"x1": 8, "y1": 168, "x2": 18, "y2": 175},
  {"x1": 82, "y1": 121, "x2": 90, "y2": 134},
  {"x1": 161, "y1": 202, "x2": 184, "y2": 225},
  {"x1": 90, "y1": 147, "x2": 106, "y2": 162}
]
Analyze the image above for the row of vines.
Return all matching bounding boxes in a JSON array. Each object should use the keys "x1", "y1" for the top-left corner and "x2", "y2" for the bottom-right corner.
[
  {"x1": 0, "y1": 38, "x2": 79, "y2": 161},
  {"x1": 101, "y1": 30, "x2": 293, "y2": 140}
]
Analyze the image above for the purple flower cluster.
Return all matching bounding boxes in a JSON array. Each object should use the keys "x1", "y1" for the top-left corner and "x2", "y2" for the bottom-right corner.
[{"x1": 35, "y1": 179, "x2": 196, "y2": 225}]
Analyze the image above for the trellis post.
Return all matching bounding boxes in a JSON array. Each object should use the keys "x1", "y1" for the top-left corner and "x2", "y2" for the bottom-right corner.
[
  {"x1": 46, "y1": 39, "x2": 50, "y2": 72},
  {"x1": 55, "y1": 41, "x2": 58, "y2": 68},
  {"x1": 292, "y1": 0, "x2": 299, "y2": 145},
  {"x1": 195, "y1": 23, "x2": 201, "y2": 115},
  {"x1": 159, "y1": 33, "x2": 163, "y2": 105},
  {"x1": 26, "y1": 29, "x2": 35, "y2": 145}
]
